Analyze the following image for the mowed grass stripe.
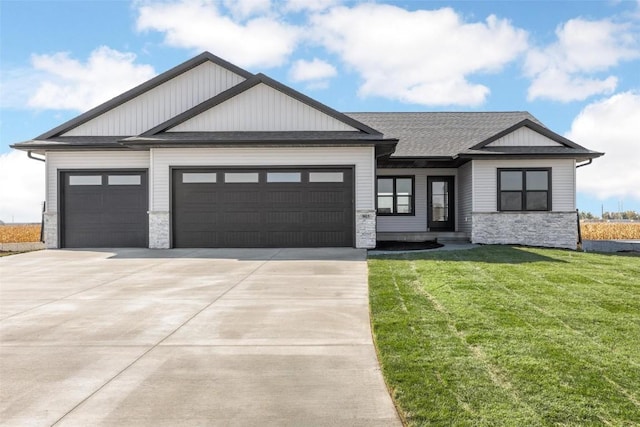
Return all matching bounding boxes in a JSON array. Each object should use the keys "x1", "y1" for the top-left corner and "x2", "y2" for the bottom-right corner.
[
  {"x1": 369, "y1": 246, "x2": 640, "y2": 426},
  {"x1": 370, "y1": 256, "x2": 542, "y2": 425}
]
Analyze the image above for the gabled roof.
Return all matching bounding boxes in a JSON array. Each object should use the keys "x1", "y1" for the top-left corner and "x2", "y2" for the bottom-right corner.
[
  {"x1": 36, "y1": 52, "x2": 254, "y2": 139},
  {"x1": 469, "y1": 119, "x2": 583, "y2": 150},
  {"x1": 347, "y1": 112, "x2": 602, "y2": 160},
  {"x1": 11, "y1": 51, "x2": 601, "y2": 163},
  {"x1": 347, "y1": 112, "x2": 541, "y2": 157},
  {"x1": 142, "y1": 73, "x2": 381, "y2": 136}
]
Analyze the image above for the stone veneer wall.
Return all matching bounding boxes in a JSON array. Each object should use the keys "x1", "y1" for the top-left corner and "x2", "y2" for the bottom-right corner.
[
  {"x1": 356, "y1": 209, "x2": 376, "y2": 249},
  {"x1": 149, "y1": 211, "x2": 170, "y2": 249},
  {"x1": 472, "y1": 211, "x2": 578, "y2": 250},
  {"x1": 43, "y1": 212, "x2": 58, "y2": 249}
]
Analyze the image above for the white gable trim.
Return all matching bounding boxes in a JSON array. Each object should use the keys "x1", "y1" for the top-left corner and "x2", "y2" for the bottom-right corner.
[
  {"x1": 62, "y1": 62, "x2": 246, "y2": 136},
  {"x1": 169, "y1": 83, "x2": 357, "y2": 132},
  {"x1": 485, "y1": 126, "x2": 564, "y2": 147}
]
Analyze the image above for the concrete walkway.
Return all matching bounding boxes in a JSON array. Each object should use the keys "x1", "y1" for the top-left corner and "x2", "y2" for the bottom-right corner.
[{"x1": 0, "y1": 248, "x2": 400, "y2": 426}]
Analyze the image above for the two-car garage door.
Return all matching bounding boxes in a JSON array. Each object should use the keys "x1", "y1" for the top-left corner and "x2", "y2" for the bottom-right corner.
[
  {"x1": 61, "y1": 167, "x2": 354, "y2": 248},
  {"x1": 172, "y1": 168, "x2": 354, "y2": 248}
]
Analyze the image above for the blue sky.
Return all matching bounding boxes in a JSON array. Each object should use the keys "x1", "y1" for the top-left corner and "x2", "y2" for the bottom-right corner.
[{"x1": 1, "y1": 0, "x2": 639, "y2": 222}]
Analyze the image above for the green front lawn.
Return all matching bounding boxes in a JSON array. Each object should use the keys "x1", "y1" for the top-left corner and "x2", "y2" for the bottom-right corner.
[{"x1": 369, "y1": 246, "x2": 640, "y2": 426}]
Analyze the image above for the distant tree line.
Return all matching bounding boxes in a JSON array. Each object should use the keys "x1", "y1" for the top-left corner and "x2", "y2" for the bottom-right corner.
[{"x1": 580, "y1": 211, "x2": 640, "y2": 220}]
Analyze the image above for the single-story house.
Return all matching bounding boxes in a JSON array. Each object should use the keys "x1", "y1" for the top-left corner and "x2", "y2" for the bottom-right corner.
[{"x1": 12, "y1": 52, "x2": 603, "y2": 250}]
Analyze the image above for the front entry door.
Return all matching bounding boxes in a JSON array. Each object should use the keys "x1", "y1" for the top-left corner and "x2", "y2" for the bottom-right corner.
[{"x1": 427, "y1": 176, "x2": 455, "y2": 231}]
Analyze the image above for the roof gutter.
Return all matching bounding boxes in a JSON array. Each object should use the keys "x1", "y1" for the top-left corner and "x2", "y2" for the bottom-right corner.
[
  {"x1": 576, "y1": 159, "x2": 592, "y2": 168},
  {"x1": 27, "y1": 151, "x2": 45, "y2": 162}
]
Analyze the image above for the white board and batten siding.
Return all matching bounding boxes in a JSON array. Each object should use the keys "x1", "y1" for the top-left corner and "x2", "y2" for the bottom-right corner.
[
  {"x1": 472, "y1": 159, "x2": 576, "y2": 212},
  {"x1": 457, "y1": 162, "x2": 473, "y2": 234},
  {"x1": 486, "y1": 127, "x2": 563, "y2": 147},
  {"x1": 170, "y1": 83, "x2": 357, "y2": 132},
  {"x1": 376, "y1": 168, "x2": 458, "y2": 233},
  {"x1": 46, "y1": 151, "x2": 151, "y2": 211},
  {"x1": 150, "y1": 147, "x2": 375, "y2": 211},
  {"x1": 62, "y1": 62, "x2": 246, "y2": 136}
]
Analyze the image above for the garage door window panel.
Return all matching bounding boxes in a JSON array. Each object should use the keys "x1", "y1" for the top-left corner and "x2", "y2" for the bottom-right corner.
[
  {"x1": 267, "y1": 172, "x2": 301, "y2": 183},
  {"x1": 309, "y1": 172, "x2": 344, "y2": 183},
  {"x1": 69, "y1": 175, "x2": 102, "y2": 186},
  {"x1": 108, "y1": 175, "x2": 141, "y2": 185},
  {"x1": 225, "y1": 172, "x2": 259, "y2": 183},
  {"x1": 183, "y1": 173, "x2": 217, "y2": 183}
]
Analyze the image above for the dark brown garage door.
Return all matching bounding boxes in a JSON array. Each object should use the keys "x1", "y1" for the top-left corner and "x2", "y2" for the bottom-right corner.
[
  {"x1": 172, "y1": 168, "x2": 354, "y2": 248},
  {"x1": 61, "y1": 171, "x2": 148, "y2": 248}
]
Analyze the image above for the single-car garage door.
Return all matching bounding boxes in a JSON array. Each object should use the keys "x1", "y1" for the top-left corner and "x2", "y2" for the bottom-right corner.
[
  {"x1": 172, "y1": 168, "x2": 354, "y2": 248},
  {"x1": 61, "y1": 171, "x2": 148, "y2": 248}
]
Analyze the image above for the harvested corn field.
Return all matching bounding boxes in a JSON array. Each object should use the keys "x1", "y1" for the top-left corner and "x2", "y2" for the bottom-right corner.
[
  {"x1": 581, "y1": 222, "x2": 640, "y2": 240},
  {"x1": 0, "y1": 224, "x2": 41, "y2": 243}
]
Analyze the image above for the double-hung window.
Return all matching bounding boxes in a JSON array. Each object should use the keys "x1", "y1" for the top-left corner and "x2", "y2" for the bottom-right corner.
[
  {"x1": 498, "y1": 168, "x2": 551, "y2": 211},
  {"x1": 377, "y1": 177, "x2": 414, "y2": 215}
]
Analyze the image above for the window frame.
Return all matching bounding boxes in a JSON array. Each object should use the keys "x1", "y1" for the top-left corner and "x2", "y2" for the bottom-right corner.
[
  {"x1": 497, "y1": 168, "x2": 552, "y2": 212},
  {"x1": 376, "y1": 176, "x2": 415, "y2": 216}
]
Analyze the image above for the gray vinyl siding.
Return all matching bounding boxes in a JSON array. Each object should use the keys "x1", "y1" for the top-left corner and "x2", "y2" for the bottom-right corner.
[
  {"x1": 472, "y1": 159, "x2": 576, "y2": 212},
  {"x1": 62, "y1": 62, "x2": 245, "y2": 136},
  {"x1": 170, "y1": 83, "x2": 356, "y2": 132},
  {"x1": 46, "y1": 151, "x2": 150, "y2": 211},
  {"x1": 486, "y1": 127, "x2": 563, "y2": 147},
  {"x1": 376, "y1": 168, "x2": 457, "y2": 233},
  {"x1": 150, "y1": 147, "x2": 375, "y2": 211},
  {"x1": 458, "y1": 162, "x2": 472, "y2": 234}
]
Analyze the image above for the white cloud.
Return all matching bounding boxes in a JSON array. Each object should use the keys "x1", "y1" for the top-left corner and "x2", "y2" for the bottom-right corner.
[
  {"x1": 525, "y1": 18, "x2": 639, "y2": 102},
  {"x1": 136, "y1": 0, "x2": 300, "y2": 68},
  {"x1": 289, "y1": 58, "x2": 337, "y2": 84},
  {"x1": 568, "y1": 91, "x2": 640, "y2": 201},
  {"x1": 284, "y1": 0, "x2": 339, "y2": 13},
  {"x1": 223, "y1": 0, "x2": 271, "y2": 19},
  {"x1": 0, "y1": 67, "x2": 47, "y2": 110},
  {"x1": 528, "y1": 69, "x2": 618, "y2": 103},
  {"x1": 0, "y1": 150, "x2": 45, "y2": 223},
  {"x1": 309, "y1": 4, "x2": 528, "y2": 106},
  {"x1": 27, "y1": 47, "x2": 156, "y2": 111}
]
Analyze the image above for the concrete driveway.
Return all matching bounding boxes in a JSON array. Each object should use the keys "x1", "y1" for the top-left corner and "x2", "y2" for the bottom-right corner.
[{"x1": 0, "y1": 248, "x2": 400, "y2": 426}]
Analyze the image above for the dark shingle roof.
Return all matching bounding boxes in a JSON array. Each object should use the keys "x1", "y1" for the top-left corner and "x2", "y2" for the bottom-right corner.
[{"x1": 346, "y1": 112, "x2": 547, "y2": 157}]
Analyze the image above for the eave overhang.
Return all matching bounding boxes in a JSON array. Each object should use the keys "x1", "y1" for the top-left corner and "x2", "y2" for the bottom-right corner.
[
  {"x1": 11, "y1": 135, "x2": 398, "y2": 158},
  {"x1": 378, "y1": 147, "x2": 604, "y2": 168},
  {"x1": 458, "y1": 152, "x2": 604, "y2": 161}
]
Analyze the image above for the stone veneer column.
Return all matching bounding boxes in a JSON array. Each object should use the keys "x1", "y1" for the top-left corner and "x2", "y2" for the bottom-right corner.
[
  {"x1": 43, "y1": 212, "x2": 58, "y2": 249},
  {"x1": 355, "y1": 209, "x2": 376, "y2": 249},
  {"x1": 149, "y1": 211, "x2": 170, "y2": 248},
  {"x1": 472, "y1": 211, "x2": 578, "y2": 249}
]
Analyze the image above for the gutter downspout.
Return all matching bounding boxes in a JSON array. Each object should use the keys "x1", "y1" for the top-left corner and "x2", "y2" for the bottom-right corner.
[
  {"x1": 27, "y1": 151, "x2": 45, "y2": 162},
  {"x1": 576, "y1": 159, "x2": 592, "y2": 168},
  {"x1": 27, "y1": 151, "x2": 47, "y2": 243}
]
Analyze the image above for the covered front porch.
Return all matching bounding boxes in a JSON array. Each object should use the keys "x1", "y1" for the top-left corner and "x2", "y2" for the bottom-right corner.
[{"x1": 375, "y1": 166, "x2": 472, "y2": 243}]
